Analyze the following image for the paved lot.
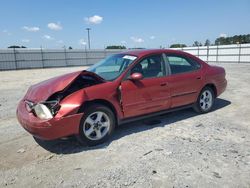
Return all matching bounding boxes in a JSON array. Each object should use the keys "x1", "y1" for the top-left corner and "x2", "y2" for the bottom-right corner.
[{"x1": 0, "y1": 64, "x2": 249, "y2": 188}]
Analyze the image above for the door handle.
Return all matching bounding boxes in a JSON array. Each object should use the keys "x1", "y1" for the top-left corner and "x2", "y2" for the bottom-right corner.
[
  {"x1": 196, "y1": 77, "x2": 201, "y2": 80},
  {"x1": 160, "y1": 83, "x2": 168, "y2": 86}
]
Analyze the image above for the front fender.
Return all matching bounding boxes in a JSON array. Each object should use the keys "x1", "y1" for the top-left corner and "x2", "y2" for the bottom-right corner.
[{"x1": 55, "y1": 89, "x2": 86, "y2": 118}]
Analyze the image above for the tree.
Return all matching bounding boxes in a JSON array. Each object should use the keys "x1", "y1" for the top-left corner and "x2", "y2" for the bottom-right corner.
[
  {"x1": 68, "y1": 46, "x2": 73, "y2": 50},
  {"x1": 106, "y1": 45, "x2": 126, "y2": 49},
  {"x1": 193, "y1": 41, "x2": 202, "y2": 47},
  {"x1": 128, "y1": 47, "x2": 146, "y2": 49},
  {"x1": 8, "y1": 45, "x2": 27, "y2": 48},
  {"x1": 170, "y1": 44, "x2": 187, "y2": 48},
  {"x1": 204, "y1": 39, "x2": 211, "y2": 46},
  {"x1": 214, "y1": 34, "x2": 250, "y2": 45}
]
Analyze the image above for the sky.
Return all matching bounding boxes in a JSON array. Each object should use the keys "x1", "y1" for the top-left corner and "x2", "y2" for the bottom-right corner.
[{"x1": 0, "y1": 0, "x2": 250, "y2": 49}]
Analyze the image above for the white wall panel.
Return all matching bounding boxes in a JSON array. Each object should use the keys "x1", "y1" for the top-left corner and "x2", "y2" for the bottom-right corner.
[{"x1": 0, "y1": 46, "x2": 250, "y2": 70}]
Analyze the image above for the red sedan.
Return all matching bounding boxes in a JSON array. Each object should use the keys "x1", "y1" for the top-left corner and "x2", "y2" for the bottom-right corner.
[{"x1": 17, "y1": 49, "x2": 227, "y2": 146}]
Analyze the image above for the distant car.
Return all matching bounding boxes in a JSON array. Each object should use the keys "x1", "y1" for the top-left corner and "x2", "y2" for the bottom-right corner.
[{"x1": 17, "y1": 49, "x2": 227, "y2": 146}]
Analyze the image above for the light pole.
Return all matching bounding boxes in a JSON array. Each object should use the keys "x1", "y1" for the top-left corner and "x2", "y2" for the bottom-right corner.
[{"x1": 86, "y1": 28, "x2": 91, "y2": 49}]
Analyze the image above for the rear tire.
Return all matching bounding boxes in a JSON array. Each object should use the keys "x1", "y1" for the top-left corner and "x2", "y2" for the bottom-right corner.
[
  {"x1": 193, "y1": 86, "x2": 215, "y2": 114},
  {"x1": 76, "y1": 104, "x2": 115, "y2": 146}
]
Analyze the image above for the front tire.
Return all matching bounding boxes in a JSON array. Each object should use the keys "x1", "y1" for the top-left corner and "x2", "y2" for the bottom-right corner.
[
  {"x1": 193, "y1": 87, "x2": 215, "y2": 113},
  {"x1": 76, "y1": 104, "x2": 115, "y2": 146}
]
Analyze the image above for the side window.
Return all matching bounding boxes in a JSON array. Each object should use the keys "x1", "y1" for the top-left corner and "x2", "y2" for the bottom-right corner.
[
  {"x1": 131, "y1": 54, "x2": 165, "y2": 79},
  {"x1": 166, "y1": 55, "x2": 200, "y2": 75}
]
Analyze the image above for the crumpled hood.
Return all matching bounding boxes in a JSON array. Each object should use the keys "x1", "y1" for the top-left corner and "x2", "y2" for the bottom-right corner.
[
  {"x1": 24, "y1": 71, "x2": 81, "y2": 102},
  {"x1": 24, "y1": 70, "x2": 103, "y2": 102}
]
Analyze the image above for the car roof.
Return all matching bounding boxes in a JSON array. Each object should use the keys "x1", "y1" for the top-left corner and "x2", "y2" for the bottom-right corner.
[{"x1": 119, "y1": 49, "x2": 188, "y2": 58}]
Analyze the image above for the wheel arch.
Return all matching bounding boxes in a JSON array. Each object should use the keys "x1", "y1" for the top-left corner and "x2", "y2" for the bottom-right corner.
[
  {"x1": 203, "y1": 83, "x2": 217, "y2": 97},
  {"x1": 78, "y1": 99, "x2": 118, "y2": 125}
]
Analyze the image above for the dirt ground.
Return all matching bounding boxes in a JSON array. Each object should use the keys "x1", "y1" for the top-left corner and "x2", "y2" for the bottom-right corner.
[{"x1": 0, "y1": 64, "x2": 249, "y2": 188}]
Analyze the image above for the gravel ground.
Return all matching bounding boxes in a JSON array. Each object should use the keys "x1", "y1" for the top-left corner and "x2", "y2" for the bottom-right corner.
[{"x1": 0, "y1": 64, "x2": 250, "y2": 188}]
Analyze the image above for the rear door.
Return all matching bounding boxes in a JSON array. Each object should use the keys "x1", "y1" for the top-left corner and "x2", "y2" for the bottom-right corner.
[
  {"x1": 120, "y1": 54, "x2": 171, "y2": 118},
  {"x1": 164, "y1": 53, "x2": 203, "y2": 108}
]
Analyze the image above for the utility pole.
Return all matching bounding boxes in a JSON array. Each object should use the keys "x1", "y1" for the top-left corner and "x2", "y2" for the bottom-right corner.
[{"x1": 86, "y1": 28, "x2": 91, "y2": 49}]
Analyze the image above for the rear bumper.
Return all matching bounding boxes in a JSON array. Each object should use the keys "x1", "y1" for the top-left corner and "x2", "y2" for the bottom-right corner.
[
  {"x1": 217, "y1": 79, "x2": 227, "y2": 97},
  {"x1": 16, "y1": 100, "x2": 83, "y2": 140}
]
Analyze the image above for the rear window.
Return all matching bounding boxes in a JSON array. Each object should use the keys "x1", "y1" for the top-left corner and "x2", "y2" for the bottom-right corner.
[{"x1": 165, "y1": 55, "x2": 201, "y2": 74}]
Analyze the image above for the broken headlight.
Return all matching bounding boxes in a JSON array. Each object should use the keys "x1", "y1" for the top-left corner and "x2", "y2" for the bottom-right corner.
[
  {"x1": 33, "y1": 103, "x2": 53, "y2": 120},
  {"x1": 41, "y1": 100, "x2": 60, "y2": 116},
  {"x1": 25, "y1": 100, "x2": 60, "y2": 120}
]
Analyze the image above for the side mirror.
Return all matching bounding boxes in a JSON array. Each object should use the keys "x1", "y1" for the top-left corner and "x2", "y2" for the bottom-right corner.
[{"x1": 129, "y1": 72, "x2": 143, "y2": 81}]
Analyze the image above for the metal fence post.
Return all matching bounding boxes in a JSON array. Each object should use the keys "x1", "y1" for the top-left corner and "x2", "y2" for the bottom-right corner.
[
  {"x1": 104, "y1": 48, "x2": 107, "y2": 58},
  {"x1": 207, "y1": 45, "x2": 209, "y2": 63},
  {"x1": 13, "y1": 48, "x2": 17, "y2": 70},
  {"x1": 40, "y1": 47, "x2": 44, "y2": 68},
  {"x1": 216, "y1": 45, "x2": 219, "y2": 63},
  {"x1": 64, "y1": 47, "x2": 68, "y2": 66},
  {"x1": 197, "y1": 46, "x2": 200, "y2": 58},
  {"x1": 238, "y1": 44, "x2": 241, "y2": 63},
  {"x1": 85, "y1": 48, "x2": 88, "y2": 65}
]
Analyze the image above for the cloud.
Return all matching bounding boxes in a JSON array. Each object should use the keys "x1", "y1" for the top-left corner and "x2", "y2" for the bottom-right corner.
[
  {"x1": 57, "y1": 40, "x2": 64, "y2": 44},
  {"x1": 84, "y1": 15, "x2": 103, "y2": 24},
  {"x1": 43, "y1": 35, "x2": 54, "y2": 40},
  {"x1": 171, "y1": 38, "x2": 176, "y2": 42},
  {"x1": 130, "y1": 36, "x2": 144, "y2": 43},
  {"x1": 219, "y1": 33, "x2": 227, "y2": 38},
  {"x1": 48, "y1": 22, "x2": 62, "y2": 31},
  {"x1": 150, "y1": 36, "x2": 155, "y2": 40},
  {"x1": 2, "y1": 30, "x2": 12, "y2": 36},
  {"x1": 79, "y1": 39, "x2": 87, "y2": 45},
  {"x1": 21, "y1": 39, "x2": 30, "y2": 43},
  {"x1": 55, "y1": 40, "x2": 64, "y2": 47},
  {"x1": 22, "y1": 26, "x2": 40, "y2": 32},
  {"x1": 121, "y1": 41, "x2": 127, "y2": 44}
]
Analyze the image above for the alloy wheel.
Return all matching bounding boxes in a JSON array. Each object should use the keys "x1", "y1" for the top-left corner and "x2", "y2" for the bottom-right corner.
[
  {"x1": 199, "y1": 90, "x2": 213, "y2": 111},
  {"x1": 83, "y1": 111, "x2": 110, "y2": 141}
]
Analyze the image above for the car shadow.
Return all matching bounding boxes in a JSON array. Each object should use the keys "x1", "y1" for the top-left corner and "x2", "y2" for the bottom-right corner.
[{"x1": 34, "y1": 98, "x2": 231, "y2": 154}]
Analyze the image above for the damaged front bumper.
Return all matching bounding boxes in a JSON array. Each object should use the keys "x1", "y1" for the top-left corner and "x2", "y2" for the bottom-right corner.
[{"x1": 16, "y1": 100, "x2": 83, "y2": 140}]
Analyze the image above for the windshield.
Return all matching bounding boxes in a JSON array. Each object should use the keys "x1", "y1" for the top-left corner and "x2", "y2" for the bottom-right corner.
[{"x1": 87, "y1": 54, "x2": 137, "y2": 81}]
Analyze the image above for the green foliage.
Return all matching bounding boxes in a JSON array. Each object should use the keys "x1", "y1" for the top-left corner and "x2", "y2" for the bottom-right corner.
[
  {"x1": 215, "y1": 34, "x2": 250, "y2": 45},
  {"x1": 192, "y1": 41, "x2": 203, "y2": 47},
  {"x1": 128, "y1": 48, "x2": 146, "y2": 49},
  {"x1": 68, "y1": 46, "x2": 73, "y2": 50},
  {"x1": 170, "y1": 44, "x2": 187, "y2": 48},
  {"x1": 204, "y1": 39, "x2": 211, "y2": 46},
  {"x1": 8, "y1": 45, "x2": 27, "y2": 48},
  {"x1": 106, "y1": 45, "x2": 126, "y2": 49}
]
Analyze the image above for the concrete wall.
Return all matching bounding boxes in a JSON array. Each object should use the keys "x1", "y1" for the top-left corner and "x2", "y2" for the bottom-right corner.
[{"x1": 1, "y1": 43, "x2": 250, "y2": 70}]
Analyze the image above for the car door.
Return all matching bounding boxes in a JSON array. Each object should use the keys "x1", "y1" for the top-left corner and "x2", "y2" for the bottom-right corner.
[
  {"x1": 120, "y1": 54, "x2": 171, "y2": 118},
  {"x1": 164, "y1": 53, "x2": 203, "y2": 108}
]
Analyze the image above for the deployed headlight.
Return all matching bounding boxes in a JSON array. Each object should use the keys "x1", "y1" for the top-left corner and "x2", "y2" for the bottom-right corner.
[{"x1": 33, "y1": 103, "x2": 53, "y2": 120}]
